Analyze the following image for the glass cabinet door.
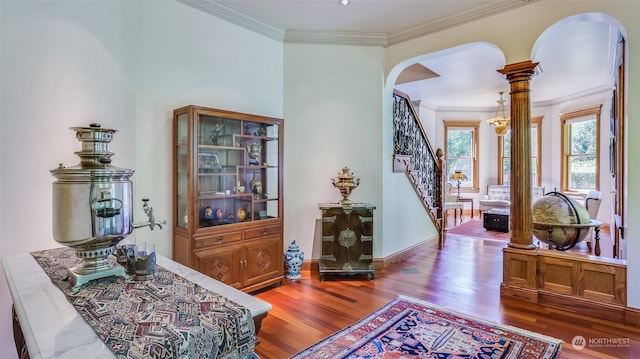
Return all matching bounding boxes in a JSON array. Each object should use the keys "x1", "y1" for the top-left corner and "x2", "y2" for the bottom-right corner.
[
  {"x1": 175, "y1": 113, "x2": 188, "y2": 229},
  {"x1": 195, "y1": 113, "x2": 280, "y2": 229}
]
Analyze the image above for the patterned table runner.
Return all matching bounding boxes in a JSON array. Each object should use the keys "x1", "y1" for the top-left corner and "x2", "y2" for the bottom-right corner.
[{"x1": 31, "y1": 247, "x2": 256, "y2": 359}]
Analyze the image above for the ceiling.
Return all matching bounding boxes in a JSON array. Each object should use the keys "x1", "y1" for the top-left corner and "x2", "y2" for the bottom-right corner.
[{"x1": 179, "y1": 0, "x2": 621, "y2": 109}]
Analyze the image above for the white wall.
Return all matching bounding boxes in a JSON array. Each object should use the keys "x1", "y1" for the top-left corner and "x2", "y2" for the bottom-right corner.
[
  {"x1": 131, "y1": 1, "x2": 284, "y2": 255},
  {"x1": 1, "y1": 2, "x2": 138, "y2": 357},
  {"x1": 0, "y1": 1, "x2": 283, "y2": 358},
  {"x1": 282, "y1": 43, "x2": 391, "y2": 258}
]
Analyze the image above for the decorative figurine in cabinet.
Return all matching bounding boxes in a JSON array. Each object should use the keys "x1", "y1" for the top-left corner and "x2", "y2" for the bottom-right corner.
[
  {"x1": 172, "y1": 105, "x2": 284, "y2": 292},
  {"x1": 318, "y1": 202, "x2": 376, "y2": 281}
]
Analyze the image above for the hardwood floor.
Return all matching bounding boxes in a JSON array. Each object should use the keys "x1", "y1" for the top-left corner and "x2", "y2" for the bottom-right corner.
[{"x1": 253, "y1": 212, "x2": 640, "y2": 358}]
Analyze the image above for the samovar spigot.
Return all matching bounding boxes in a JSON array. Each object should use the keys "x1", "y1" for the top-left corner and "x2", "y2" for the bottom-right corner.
[{"x1": 133, "y1": 198, "x2": 166, "y2": 230}]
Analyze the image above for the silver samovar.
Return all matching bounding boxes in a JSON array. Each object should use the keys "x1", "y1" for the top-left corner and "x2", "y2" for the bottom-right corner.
[{"x1": 50, "y1": 123, "x2": 164, "y2": 293}]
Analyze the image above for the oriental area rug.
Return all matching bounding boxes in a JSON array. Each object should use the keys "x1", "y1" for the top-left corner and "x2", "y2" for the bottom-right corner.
[
  {"x1": 447, "y1": 220, "x2": 511, "y2": 241},
  {"x1": 291, "y1": 296, "x2": 562, "y2": 359}
]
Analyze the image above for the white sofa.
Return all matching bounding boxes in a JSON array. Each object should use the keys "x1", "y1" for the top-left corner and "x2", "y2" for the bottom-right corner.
[{"x1": 478, "y1": 185, "x2": 545, "y2": 216}]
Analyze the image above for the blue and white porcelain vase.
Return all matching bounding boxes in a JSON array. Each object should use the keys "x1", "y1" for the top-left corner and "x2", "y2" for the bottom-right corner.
[{"x1": 284, "y1": 241, "x2": 303, "y2": 280}]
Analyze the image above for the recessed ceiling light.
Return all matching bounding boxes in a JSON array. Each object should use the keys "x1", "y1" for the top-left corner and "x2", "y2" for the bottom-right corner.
[{"x1": 339, "y1": 0, "x2": 351, "y2": 6}]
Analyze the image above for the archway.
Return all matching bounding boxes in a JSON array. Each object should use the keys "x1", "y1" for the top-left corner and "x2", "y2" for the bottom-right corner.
[
  {"x1": 387, "y1": 12, "x2": 630, "y2": 320},
  {"x1": 530, "y1": 13, "x2": 627, "y2": 259},
  {"x1": 388, "y1": 14, "x2": 625, "y2": 252}
]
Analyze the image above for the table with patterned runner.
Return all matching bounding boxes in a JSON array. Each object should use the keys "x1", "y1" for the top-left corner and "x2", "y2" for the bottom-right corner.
[{"x1": 31, "y1": 247, "x2": 256, "y2": 359}]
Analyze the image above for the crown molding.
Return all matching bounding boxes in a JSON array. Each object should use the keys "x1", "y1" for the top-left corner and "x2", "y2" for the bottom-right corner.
[
  {"x1": 178, "y1": 0, "x2": 538, "y2": 47},
  {"x1": 431, "y1": 84, "x2": 614, "y2": 113},
  {"x1": 284, "y1": 30, "x2": 388, "y2": 47},
  {"x1": 436, "y1": 106, "x2": 495, "y2": 113},
  {"x1": 177, "y1": 0, "x2": 286, "y2": 41},
  {"x1": 388, "y1": 0, "x2": 539, "y2": 45},
  {"x1": 532, "y1": 84, "x2": 615, "y2": 108}
]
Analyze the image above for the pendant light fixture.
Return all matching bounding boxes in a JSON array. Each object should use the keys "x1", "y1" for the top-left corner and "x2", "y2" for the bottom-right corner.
[{"x1": 487, "y1": 92, "x2": 510, "y2": 136}]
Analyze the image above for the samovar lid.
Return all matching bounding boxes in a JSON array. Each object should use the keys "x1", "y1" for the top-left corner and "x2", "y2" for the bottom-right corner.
[
  {"x1": 51, "y1": 123, "x2": 134, "y2": 180},
  {"x1": 335, "y1": 167, "x2": 357, "y2": 180}
]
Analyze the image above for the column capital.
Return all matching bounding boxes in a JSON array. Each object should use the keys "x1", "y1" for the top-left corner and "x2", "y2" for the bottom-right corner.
[{"x1": 498, "y1": 60, "x2": 541, "y2": 79}]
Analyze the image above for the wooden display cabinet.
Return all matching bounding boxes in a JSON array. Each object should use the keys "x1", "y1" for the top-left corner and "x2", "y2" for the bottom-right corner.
[{"x1": 172, "y1": 105, "x2": 284, "y2": 292}]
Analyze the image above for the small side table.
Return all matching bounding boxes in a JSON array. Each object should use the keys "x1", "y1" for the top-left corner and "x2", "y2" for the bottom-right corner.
[{"x1": 457, "y1": 197, "x2": 474, "y2": 218}]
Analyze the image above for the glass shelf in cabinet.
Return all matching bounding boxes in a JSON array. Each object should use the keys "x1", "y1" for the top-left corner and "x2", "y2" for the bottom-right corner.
[
  {"x1": 197, "y1": 171, "x2": 236, "y2": 176},
  {"x1": 198, "y1": 144, "x2": 243, "y2": 150},
  {"x1": 253, "y1": 197, "x2": 279, "y2": 203},
  {"x1": 235, "y1": 133, "x2": 278, "y2": 140},
  {"x1": 236, "y1": 164, "x2": 278, "y2": 170},
  {"x1": 198, "y1": 192, "x2": 253, "y2": 199}
]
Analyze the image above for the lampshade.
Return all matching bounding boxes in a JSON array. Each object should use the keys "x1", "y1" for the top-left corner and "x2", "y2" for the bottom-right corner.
[
  {"x1": 487, "y1": 92, "x2": 510, "y2": 136},
  {"x1": 450, "y1": 169, "x2": 468, "y2": 182},
  {"x1": 450, "y1": 170, "x2": 467, "y2": 197}
]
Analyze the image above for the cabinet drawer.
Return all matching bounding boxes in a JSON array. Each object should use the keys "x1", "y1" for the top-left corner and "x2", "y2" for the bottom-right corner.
[
  {"x1": 245, "y1": 225, "x2": 282, "y2": 240},
  {"x1": 194, "y1": 231, "x2": 242, "y2": 249}
]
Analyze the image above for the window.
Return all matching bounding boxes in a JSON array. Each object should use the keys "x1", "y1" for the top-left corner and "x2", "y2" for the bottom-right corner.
[
  {"x1": 561, "y1": 106, "x2": 601, "y2": 192},
  {"x1": 444, "y1": 120, "x2": 479, "y2": 192},
  {"x1": 498, "y1": 117, "x2": 542, "y2": 186}
]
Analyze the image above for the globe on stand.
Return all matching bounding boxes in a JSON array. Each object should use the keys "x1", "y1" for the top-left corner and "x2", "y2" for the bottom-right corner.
[{"x1": 532, "y1": 191, "x2": 591, "y2": 250}]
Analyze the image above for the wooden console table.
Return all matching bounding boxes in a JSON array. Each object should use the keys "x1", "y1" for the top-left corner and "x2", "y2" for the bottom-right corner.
[{"x1": 3, "y1": 251, "x2": 271, "y2": 358}]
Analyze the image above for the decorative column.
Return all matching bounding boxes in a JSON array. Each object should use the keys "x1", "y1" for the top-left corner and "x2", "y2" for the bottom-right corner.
[{"x1": 498, "y1": 60, "x2": 540, "y2": 249}]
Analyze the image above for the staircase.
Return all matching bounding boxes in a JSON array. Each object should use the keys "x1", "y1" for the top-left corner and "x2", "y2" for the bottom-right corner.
[{"x1": 392, "y1": 90, "x2": 445, "y2": 245}]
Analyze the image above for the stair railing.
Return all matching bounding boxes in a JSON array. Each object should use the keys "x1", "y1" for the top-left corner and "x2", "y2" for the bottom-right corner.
[{"x1": 393, "y1": 90, "x2": 445, "y2": 244}]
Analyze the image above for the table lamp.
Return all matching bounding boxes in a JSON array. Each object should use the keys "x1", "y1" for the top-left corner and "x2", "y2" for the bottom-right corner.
[{"x1": 450, "y1": 169, "x2": 468, "y2": 198}]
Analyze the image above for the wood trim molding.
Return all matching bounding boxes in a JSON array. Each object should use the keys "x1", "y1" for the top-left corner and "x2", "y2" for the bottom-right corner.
[
  {"x1": 443, "y1": 120, "x2": 481, "y2": 192},
  {"x1": 376, "y1": 236, "x2": 439, "y2": 269},
  {"x1": 501, "y1": 247, "x2": 637, "y2": 326},
  {"x1": 560, "y1": 105, "x2": 602, "y2": 191},
  {"x1": 301, "y1": 236, "x2": 439, "y2": 274}
]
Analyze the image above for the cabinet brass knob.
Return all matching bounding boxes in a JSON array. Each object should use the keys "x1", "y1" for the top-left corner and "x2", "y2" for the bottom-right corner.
[{"x1": 216, "y1": 236, "x2": 223, "y2": 242}]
